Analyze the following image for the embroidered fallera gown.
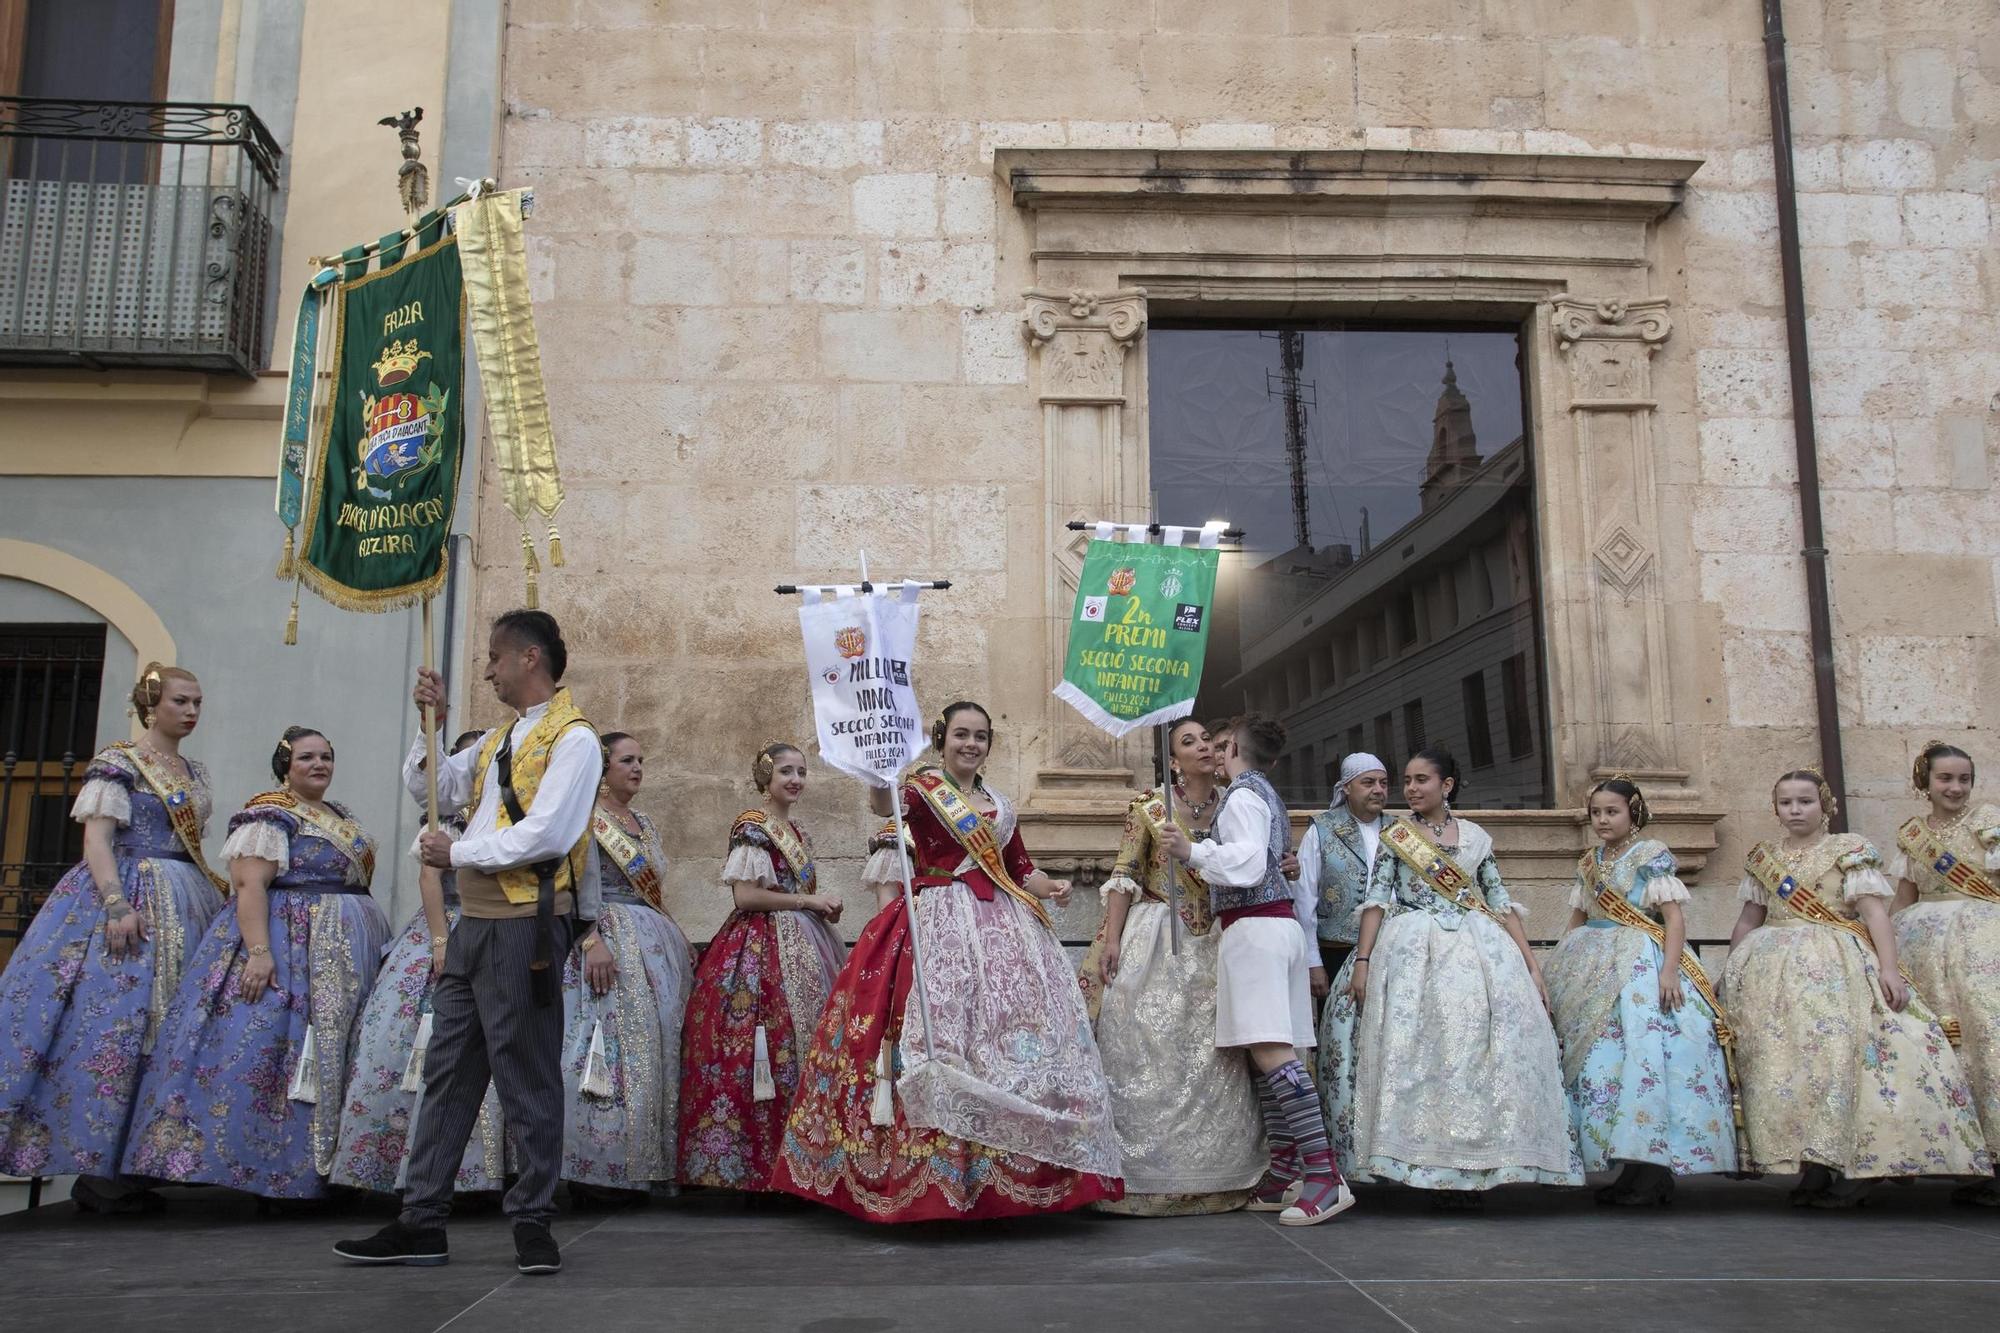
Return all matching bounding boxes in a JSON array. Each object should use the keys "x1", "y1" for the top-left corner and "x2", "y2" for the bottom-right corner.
[
  {"x1": 1890, "y1": 805, "x2": 2000, "y2": 1168},
  {"x1": 1339, "y1": 817, "x2": 1582, "y2": 1189},
  {"x1": 330, "y1": 819, "x2": 511, "y2": 1195},
  {"x1": 770, "y1": 775, "x2": 1123, "y2": 1221},
  {"x1": 1076, "y1": 788, "x2": 1263, "y2": 1215},
  {"x1": 562, "y1": 809, "x2": 695, "y2": 1191},
  {"x1": 677, "y1": 811, "x2": 843, "y2": 1189},
  {"x1": 0, "y1": 744, "x2": 225, "y2": 1178},
  {"x1": 124, "y1": 794, "x2": 390, "y2": 1198},
  {"x1": 1725, "y1": 833, "x2": 1989, "y2": 1179},
  {"x1": 1542, "y1": 840, "x2": 1737, "y2": 1175}
]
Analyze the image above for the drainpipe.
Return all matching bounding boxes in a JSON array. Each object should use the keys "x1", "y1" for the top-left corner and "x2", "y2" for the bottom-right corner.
[{"x1": 1762, "y1": 0, "x2": 1847, "y2": 830}]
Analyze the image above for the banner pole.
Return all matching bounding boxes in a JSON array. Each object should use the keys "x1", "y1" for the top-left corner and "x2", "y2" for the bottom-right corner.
[
  {"x1": 1159, "y1": 722, "x2": 1183, "y2": 958},
  {"x1": 888, "y1": 768, "x2": 937, "y2": 1064},
  {"x1": 420, "y1": 596, "x2": 441, "y2": 834}
]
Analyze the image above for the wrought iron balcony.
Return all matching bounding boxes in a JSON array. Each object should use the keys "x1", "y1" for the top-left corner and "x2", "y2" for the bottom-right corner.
[{"x1": 0, "y1": 97, "x2": 281, "y2": 377}]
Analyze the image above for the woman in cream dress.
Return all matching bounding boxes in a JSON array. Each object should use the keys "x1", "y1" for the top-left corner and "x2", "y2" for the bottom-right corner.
[
  {"x1": 1342, "y1": 749, "x2": 1581, "y2": 1209},
  {"x1": 1724, "y1": 768, "x2": 1988, "y2": 1207},
  {"x1": 1078, "y1": 719, "x2": 1264, "y2": 1215},
  {"x1": 1888, "y1": 742, "x2": 2000, "y2": 1206}
]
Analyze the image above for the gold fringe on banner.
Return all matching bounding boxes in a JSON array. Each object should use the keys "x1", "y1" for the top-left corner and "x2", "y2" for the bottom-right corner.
[{"x1": 454, "y1": 188, "x2": 567, "y2": 600}]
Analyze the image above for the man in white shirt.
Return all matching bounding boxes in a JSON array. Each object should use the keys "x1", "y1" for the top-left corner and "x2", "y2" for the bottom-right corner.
[
  {"x1": 1162, "y1": 714, "x2": 1355, "y2": 1226},
  {"x1": 1291, "y1": 752, "x2": 1389, "y2": 982},
  {"x1": 337, "y1": 610, "x2": 602, "y2": 1278}
]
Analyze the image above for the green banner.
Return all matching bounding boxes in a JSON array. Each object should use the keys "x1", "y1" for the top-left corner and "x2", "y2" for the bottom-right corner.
[
  {"x1": 296, "y1": 233, "x2": 464, "y2": 612},
  {"x1": 1053, "y1": 535, "x2": 1219, "y2": 736}
]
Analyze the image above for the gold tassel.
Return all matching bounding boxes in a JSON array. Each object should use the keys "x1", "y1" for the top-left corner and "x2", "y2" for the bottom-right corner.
[
  {"x1": 547, "y1": 523, "x2": 564, "y2": 568},
  {"x1": 283, "y1": 596, "x2": 300, "y2": 646},
  {"x1": 275, "y1": 530, "x2": 295, "y2": 580},
  {"x1": 522, "y1": 530, "x2": 540, "y2": 610}
]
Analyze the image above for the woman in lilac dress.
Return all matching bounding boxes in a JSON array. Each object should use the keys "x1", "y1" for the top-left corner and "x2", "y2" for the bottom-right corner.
[
  {"x1": 0, "y1": 664, "x2": 227, "y2": 1213},
  {"x1": 562, "y1": 731, "x2": 696, "y2": 1204},
  {"x1": 331, "y1": 731, "x2": 511, "y2": 1198},
  {"x1": 124, "y1": 727, "x2": 390, "y2": 1201}
]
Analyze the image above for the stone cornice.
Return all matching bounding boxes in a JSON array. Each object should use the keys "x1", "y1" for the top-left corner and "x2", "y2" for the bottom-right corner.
[{"x1": 994, "y1": 148, "x2": 1703, "y2": 219}]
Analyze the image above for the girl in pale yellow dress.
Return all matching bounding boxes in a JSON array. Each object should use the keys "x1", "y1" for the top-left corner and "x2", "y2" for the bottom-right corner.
[
  {"x1": 1724, "y1": 768, "x2": 1989, "y2": 1207},
  {"x1": 1889, "y1": 742, "x2": 2000, "y2": 1206}
]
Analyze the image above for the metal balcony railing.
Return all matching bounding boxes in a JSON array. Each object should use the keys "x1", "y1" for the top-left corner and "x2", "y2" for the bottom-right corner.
[{"x1": 0, "y1": 97, "x2": 281, "y2": 376}]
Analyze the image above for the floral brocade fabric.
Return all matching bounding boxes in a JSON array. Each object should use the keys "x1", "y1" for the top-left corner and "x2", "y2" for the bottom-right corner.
[
  {"x1": 0, "y1": 747, "x2": 223, "y2": 1177},
  {"x1": 1890, "y1": 805, "x2": 2000, "y2": 1160},
  {"x1": 1725, "y1": 834, "x2": 1989, "y2": 1178},
  {"x1": 676, "y1": 817, "x2": 842, "y2": 1190},
  {"x1": 1542, "y1": 840, "x2": 1737, "y2": 1175}
]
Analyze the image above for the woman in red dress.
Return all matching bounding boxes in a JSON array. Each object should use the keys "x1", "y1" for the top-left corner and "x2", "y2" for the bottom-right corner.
[
  {"x1": 771, "y1": 702, "x2": 1124, "y2": 1221},
  {"x1": 677, "y1": 742, "x2": 845, "y2": 1190}
]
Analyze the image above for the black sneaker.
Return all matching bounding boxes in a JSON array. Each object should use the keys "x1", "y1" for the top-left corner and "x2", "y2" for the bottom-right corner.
[
  {"x1": 333, "y1": 1220, "x2": 449, "y2": 1267},
  {"x1": 514, "y1": 1221, "x2": 561, "y2": 1276}
]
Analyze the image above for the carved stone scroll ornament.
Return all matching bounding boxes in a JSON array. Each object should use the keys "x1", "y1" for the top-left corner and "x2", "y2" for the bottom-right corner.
[{"x1": 1021, "y1": 288, "x2": 1147, "y2": 404}]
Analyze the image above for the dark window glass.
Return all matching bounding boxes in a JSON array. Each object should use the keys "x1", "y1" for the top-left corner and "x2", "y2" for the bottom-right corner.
[
  {"x1": 1151, "y1": 323, "x2": 1549, "y2": 808},
  {"x1": 0, "y1": 623, "x2": 105, "y2": 943},
  {"x1": 16, "y1": 0, "x2": 169, "y2": 182},
  {"x1": 1502, "y1": 652, "x2": 1537, "y2": 760},
  {"x1": 1461, "y1": 671, "x2": 1495, "y2": 770}
]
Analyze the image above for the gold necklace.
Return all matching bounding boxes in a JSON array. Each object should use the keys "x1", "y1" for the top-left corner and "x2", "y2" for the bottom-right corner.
[
  {"x1": 1779, "y1": 833, "x2": 1828, "y2": 869},
  {"x1": 1601, "y1": 833, "x2": 1639, "y2": 861},
  {"x1": 1926, "y1": 807, "x2": 1973, "y2": 841}
]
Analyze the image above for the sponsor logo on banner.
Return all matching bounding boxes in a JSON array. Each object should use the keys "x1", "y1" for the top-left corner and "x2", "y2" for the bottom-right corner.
[
  {"x1": 1107, "y1": 567, "x2": 1137, "y2": 596},
  {"x1": 1081, "y1": 596, "x2": 1107, "y2": 622},
  {"x1": 1174, "y1": 603, "x2": 1204, "y2": 632},
  {"x1": 1160, "y1": 566, "x2": 1184, "y2": 599},
  {"x1": 834, "y1": 626, "x2": 867, "y2": 658}
]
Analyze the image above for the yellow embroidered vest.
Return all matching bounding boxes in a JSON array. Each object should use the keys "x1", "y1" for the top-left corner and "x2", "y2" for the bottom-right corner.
[{"x1": 466, "y1": 687, "x2": 594, "y2": 906}]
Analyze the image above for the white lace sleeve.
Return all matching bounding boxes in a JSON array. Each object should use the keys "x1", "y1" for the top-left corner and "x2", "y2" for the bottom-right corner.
[
  {"x1": 1885, "y1": 850, "x2": 1911, "y2": 883},
  {"x1": 1841, "y1": 865, "x2": 1895, "y2": 901},
  {"x1": 223, "y1": 820, "x2": 290, "y2": 866},
  {"x1": 1640, "y1": 873, "x2": 1693, "y2": 907},
  {"x1": 1737, "y1": 873, "x2": 1769, "y2": 906},
  {"x1": 1566, "y1": 881, "x2": 1590, "y2": 914},
  {"x1": 721, "y1": 841, "x2": 778, "y2": 888},
  {"x1": 1099, "y1": 873, "x2": 1143, "y2": 899},
  {"x1": 70, "y1": 778, "x2": 132, "y2": 826},
  {"x1": 861, "y1": 844, "x2": 909, "y2": 889}
]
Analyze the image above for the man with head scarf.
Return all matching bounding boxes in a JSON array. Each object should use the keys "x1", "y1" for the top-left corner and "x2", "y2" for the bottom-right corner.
[
  {"x1": 1298, "y1": 752, "x2": 1390, "y2": 1177},
  {"x1": 1291, "y1": 753, "x2": 1390, "y2": 982}
]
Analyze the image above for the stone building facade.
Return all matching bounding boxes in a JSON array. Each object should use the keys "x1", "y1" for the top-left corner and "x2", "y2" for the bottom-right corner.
[
  {"x1": 4, "y1": 2, "x2": 1994, "y2": 944},
  {"x1": 492, "y1": 1, "x2": 1999, "y2": 939}
]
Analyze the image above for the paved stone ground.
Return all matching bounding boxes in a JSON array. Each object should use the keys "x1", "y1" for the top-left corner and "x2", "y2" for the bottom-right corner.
[{"x1": 3, "y1": 1176, "x2": 1997, "y2": 1331}]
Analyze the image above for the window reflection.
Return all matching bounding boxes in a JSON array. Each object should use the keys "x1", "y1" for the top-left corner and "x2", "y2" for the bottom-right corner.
[{"x1": 1148, "y1": 324, "x2": 1549, "y2": 809}]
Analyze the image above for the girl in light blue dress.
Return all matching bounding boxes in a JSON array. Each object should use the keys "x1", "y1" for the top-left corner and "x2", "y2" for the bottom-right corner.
[{"x1": 1544, "y1": 779, "x2": 1738, "y2": 1204}]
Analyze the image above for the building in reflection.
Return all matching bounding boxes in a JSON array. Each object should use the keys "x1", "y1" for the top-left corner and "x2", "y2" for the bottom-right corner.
[{"x1": 1208, "y1": 358, "x2": 1547, "y2": 810}]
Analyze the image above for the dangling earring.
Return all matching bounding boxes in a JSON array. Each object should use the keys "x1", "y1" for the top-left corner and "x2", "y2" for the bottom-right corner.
[{"x1": 1441, "y1": 796, "x2": 1453, "y2": 821}]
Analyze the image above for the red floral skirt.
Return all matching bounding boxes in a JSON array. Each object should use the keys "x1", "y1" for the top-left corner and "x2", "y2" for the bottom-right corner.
[
  {"x1": 768, "y1": 897, "x2": 1123, "y2": 1222},
  {"x1": 677, "y1": 911, "x2": 798, "y2": 1189}
]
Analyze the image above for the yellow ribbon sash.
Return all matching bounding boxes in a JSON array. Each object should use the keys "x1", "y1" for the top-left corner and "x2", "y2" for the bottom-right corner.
[
  {"x1": 244, "y1": 789, "x2": 376, "y2": 886},
  {"x1": 1896, "y1": 817, "x2": 2000, "y2": 906},
  {"x1": 1382, "y1": 817, "x2": 1500, "y2": 922},
  {"x1": 1138, "y1": 793, "x2": 1209, "y2": 905},
  {"x1": 734, "y1": 810, "x2": 817, "y2": 894},
  {"x1": 1744, "y1": 842, "x2": 1876, "y2": 946},
  {"x1": 116, "y1": 741, "x2": 227, "y2": 894},
  {"x1": 908, "y1": 771, "x2": 1052, "y2": 929},
  {"x1": 593, "y1": 808, "x2": 663, "y2": 910}
]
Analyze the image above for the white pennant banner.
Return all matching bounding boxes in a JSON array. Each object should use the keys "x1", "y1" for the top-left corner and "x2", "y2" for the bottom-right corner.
[{"x1": 798, "y1": 582, "x2": 924, "y2": 788}]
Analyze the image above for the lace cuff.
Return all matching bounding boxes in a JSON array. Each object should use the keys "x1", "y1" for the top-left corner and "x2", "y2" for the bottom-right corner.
[
  {"x1": 861, "y1": 845, "x2": 909, "y2": 889},
  {"x1": 721, "y1": 842, "x2": 777, "y2": 888},
  {"x1": 1640, "y1": 873, "x2": 1693, "y2": 907},
  {"x1": 70, "y1": 778, "x2": 132, "y2": 826},
  {"x1": 1505, "y1": 899, "x2": 1530, "y2": 921},
  {"x1": 1100, "y1": 873, "x2": 1143, "y2": 899},
  {"x1": 223, "y1": 820, "x2": 290, "y2": 866},
  {"x1": 1567, "y1": 882, "x2": 1590, "y2": 914},
  {"x1": 1841, "y1": 865, "x2": 1895, "y2": 902},
  {"x1": 1884, "y1": 850, "x2": 1911, "y2": 883},
  {"x1": 1738, "y1": 873, "x2": 1769, "y2": 906}
]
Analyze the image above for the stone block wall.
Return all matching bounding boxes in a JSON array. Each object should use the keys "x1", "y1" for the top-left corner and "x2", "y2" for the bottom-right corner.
[{"x1": 485, "y1": 1, "x2": 1999, "y2": 940}]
